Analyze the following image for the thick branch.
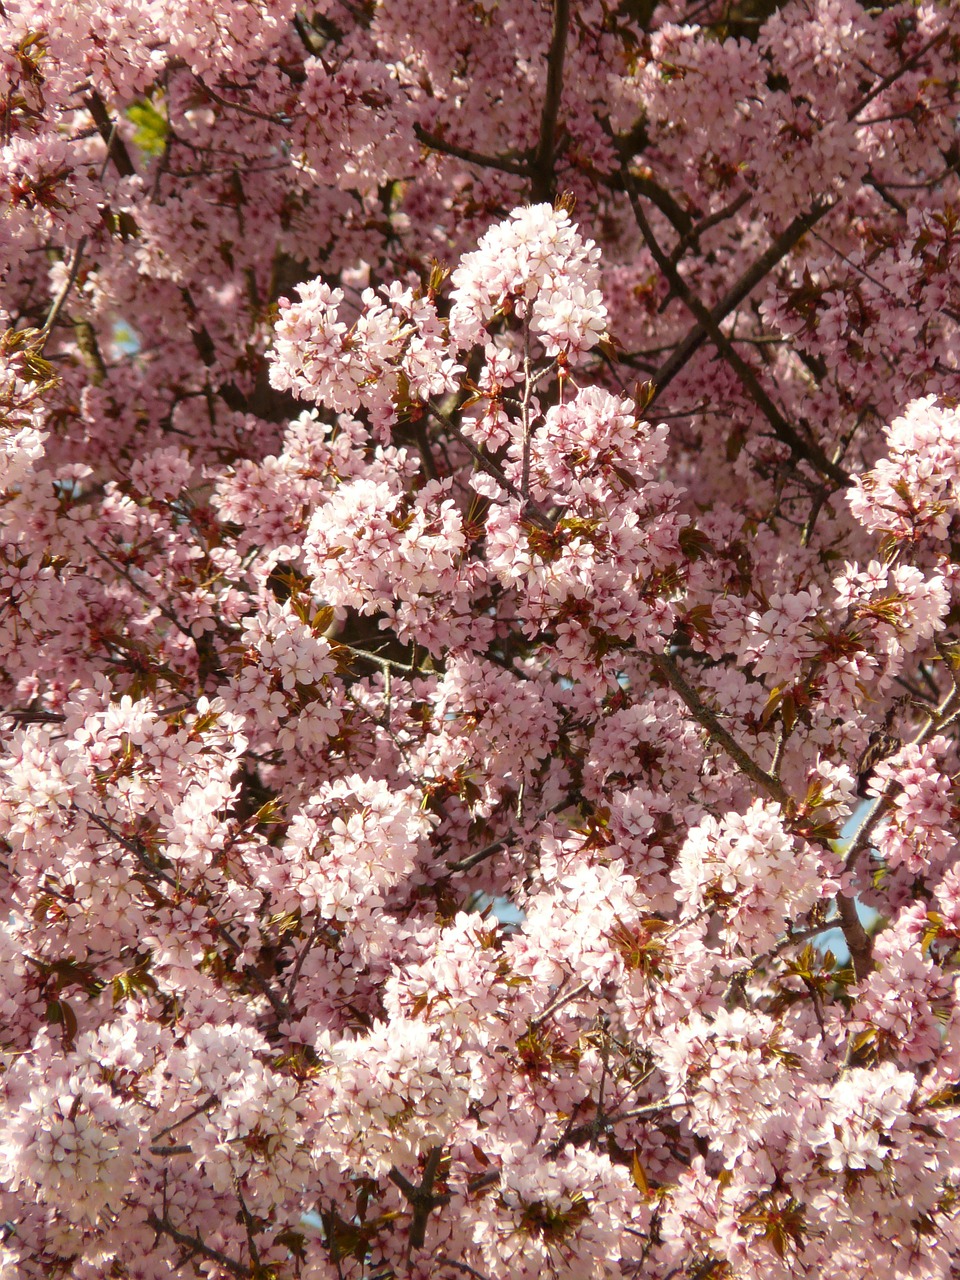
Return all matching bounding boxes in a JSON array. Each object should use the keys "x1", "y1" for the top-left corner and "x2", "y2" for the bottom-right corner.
[
  {"x1": 627, "y1": 174, "x2": 694, "y2": 237},
  {"x1": 530, "y1": 0, "x2": 570, "y2": 201},
  {"x1": 835, "y1": 684, "x2": 960, "y2": 980},
  {"x1": 40, "y1": 95, "x2": 134, "y2": 350},
  {"x1": 86, "y1": 90, "x2": 137, "y2": 178},
  {"x1": 388, "y1": 1146, "x2": 450, "y2": 1250},
  {"x1": 837, "y1": 894, "x2": 874, "y2": 982},
  {"x1": 842, "y1": 686, "x2": 960, "y2": 875}
]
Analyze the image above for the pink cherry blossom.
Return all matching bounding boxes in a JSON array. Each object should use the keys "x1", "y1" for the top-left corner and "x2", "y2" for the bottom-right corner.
[{"x1": 3, "y1": 2, "x2": 960, "y2": 1277}]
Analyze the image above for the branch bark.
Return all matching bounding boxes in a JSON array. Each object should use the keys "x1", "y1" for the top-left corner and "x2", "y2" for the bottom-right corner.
[
  {"x1": 648, "y1": 650, "x2": 790, "y2": 805},
  {"x1": 530, "y1": 0, "x2": 571, "y2": 201},
  {"x1": 627, "y1": 179, "x2": 849, "y2": 488},
  {"x1": 147, "y1": 1212, "x2": 253, "y2": 1279},
  {"x1": 649, "y1": 200, "x2": 834, "y2": 402}
]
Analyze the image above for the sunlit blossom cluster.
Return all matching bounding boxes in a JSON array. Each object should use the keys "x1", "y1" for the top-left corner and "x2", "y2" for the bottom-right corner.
[{"x1": 3, "y1": 2, "x2": 960, "y2": 1278}]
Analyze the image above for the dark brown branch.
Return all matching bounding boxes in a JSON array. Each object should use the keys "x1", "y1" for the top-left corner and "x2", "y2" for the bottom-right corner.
[
  {"x1": 235, "y1": 1186, "x2": 264, "y2": 1278},
  {"x1": 447, "y1": 832, "x2": 515, "y2": 874},
  {"x1": 865, "y1": 174, "x2": 907, "y2": 215},
  {"x1": 412, "y1": 123, "x2": 528, "y2": 178},
  {"x1": 85, "y1": 91, "x2": 137, "y2": 177},
  {"x1": 671, "y1": 189, "x2": 751, "y2": 262},
  {"x1": 151, "y1": 1095, "x2": 219, "y2": 1145},
  {"x1": 194, "y1": 77, "x2": 289, "y2": 127},
  {"x1": 837, "y1": 894, "x2": 873, "y2": 982},
  {"x1": 389, "y1": 1146, "x2": 450, "y2": 1251},
  {"x1": 626, "y1": 175, "x2": 694, "y2": 237},
  {"x1": 40, "y1": 95, "x2": 134, "y2": 351},
  {"x1": 75, "y1": 805, "x2": 289, "y2": 1022},
  {"x1": 438, "y1": 1259, "x2": 495, "y2": 1280},
  {"x1": 650, "y1": 200, "x2": 834, "y2": 401},
  {"x1": 835, "y1": 682, "x2": 960, "y2": 980},
  {"x1": 627, "y1": 180, "x2": 849, "y2": 488},
  {"x1": 426, "y1": 398, "x2": 554, "y2": 530},
  {"x1": 848, "y1": 28, "x2": 948, "y2": 122},
  {"x1": 39, "y1": 238, "x2": 88, "y2": 347},
  {"x1": 530, "y1": 980, "x2": 591, "y2": 1030},
  {"x1": 648, "y1": 651, "x2": 790, "y2": 805},
  {"x1": 447, "y1": 798, "x2": 572, "y2": 873},
  {"x1": 530, "y1": 0, "x2": 571, "y2": 202},
  {"x1": 147, "y1": 1212, "x2": 252, "y2": 1279}
]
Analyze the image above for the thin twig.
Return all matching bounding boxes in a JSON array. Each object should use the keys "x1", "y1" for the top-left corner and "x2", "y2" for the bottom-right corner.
[
  {"x1": 834, "y1": 683, "x2": 960, "y2": 979},
  {"x1": 519, "y1": 325, "x2": 534, "y2": 502},
  {"x1": 235, "y1": 1185, "x2": 263, "y2": 1277},
  {"x1": 151, "y1": 1094, "x2": 219, "y2": 1144},
  {"x1": 648, "y1": 651, "x2": 790, "y2": 804},
  {"x1": 75, "y1": 805, "x2": 289, "y2": 1021},
  {"x1": 848, "y1": 27, "x2": 948, "y2": 122},
  {"x1": 446, "y1": 797, "x2": 571, "y2": 872},
  {"x1": 627, "y1": 180, "x2": 849, "y2": 489},
  {"x1": 437, "y1": 1259, "x2": 494, "y2": 1280},
  {"x1": 649, "y1": 200, "x2": 834, "y2": 401},
  {"x1": 194, "y1": 77, "x2": 290, "y2": 126},
  {"x1": 529, "y1": 980, "x2": 590, "y2": 1029},
  {"x1": 670, "y1": 189, "x2": 752, "y2": 262},
  {"x1": 340, "y1": 644, "x2": 428, "y2": 675},
  {"x1": 147, "y1": 1212, "x2": 252, "y2": 1279},
  {"x1": 412, "y1": 123, "x2": 528, "y2": 177},
  {"x1": 39, "y1": 238, "x2": 89, "y2": 348},
  {"x1": 426, "y1": 398, "x2": 554, "y2": 530},
  {"x1": 842, "y1": 684, "x2": 960, "y2": 875}
]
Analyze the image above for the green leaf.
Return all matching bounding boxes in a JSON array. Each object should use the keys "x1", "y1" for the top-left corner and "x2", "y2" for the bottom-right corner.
[{"x1": 127, "y1": 98, "x2": 168, "y2": 156}]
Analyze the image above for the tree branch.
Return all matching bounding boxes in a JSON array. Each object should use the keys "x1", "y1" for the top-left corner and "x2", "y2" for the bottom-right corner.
[
  {"x1": 648, "y1": 650, "x2": 790, "y2": 805},
  {"x1": 627, "y1": 179, "x2": 849, "y2": 488},
  {"x1": 848, "y1": 28, "x2": 948, "y2": 122},
  {"x1": 75, "y1": 805, "x2": 289, "y2": 1022},
  {"x1": 836, "y1": 893, "x2": 874, "y2": 982},
  {"x1": 389, "y1": 1146, "x2": 450, "y2": 1251},
  {"x1": 86, "y1": 90, "x2": 137, "y2": 178},
  {"x1": 426, "y1": 398, "x2": 554, "y2": 530},
  {"x1": 412, "y1": 123, "x2": 529, "y2": 178},
  {"x1": 147, "y1": 1212, "x2": 253, "y2": 1279},
  {"x1": 834, "y1": 682, "x2": 960, "y2": 980},
  {"x1": 530, "y1": 0, "x2": 571, "y2": 201},
  {"x1": 649, "y1": 199, "x2": 834, "y2": 401}
]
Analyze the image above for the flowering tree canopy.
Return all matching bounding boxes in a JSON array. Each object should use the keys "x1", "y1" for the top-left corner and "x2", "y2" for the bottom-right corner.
[{"x1": 4, "y1": 0, "x2": 960, "y2": 1276}]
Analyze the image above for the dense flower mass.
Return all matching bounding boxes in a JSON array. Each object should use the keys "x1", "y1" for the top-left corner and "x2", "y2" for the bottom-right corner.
[{"x1": 3, "y1": 2, "x2": 960, "y2": 1278}]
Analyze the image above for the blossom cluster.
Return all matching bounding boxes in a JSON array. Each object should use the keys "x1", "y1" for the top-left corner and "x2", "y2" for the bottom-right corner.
[{"x1": 3, "y1": 2, "x2": 960, "y2": 1279}]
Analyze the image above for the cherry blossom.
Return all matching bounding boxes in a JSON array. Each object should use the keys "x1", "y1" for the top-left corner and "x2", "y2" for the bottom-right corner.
[{"x1": 3, "y1": 1, "x2": 960, "y2": 1277}]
